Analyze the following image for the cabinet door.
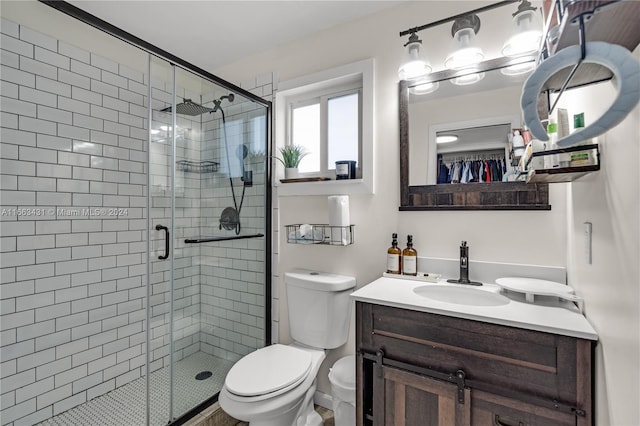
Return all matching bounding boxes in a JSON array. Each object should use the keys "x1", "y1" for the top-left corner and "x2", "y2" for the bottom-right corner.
[
  {"x1": 374, "y1": 365, "x2": 470, "y2": 426},
  {"x1": 471, "y1": 389, "x2": 576, "y2": 426}
]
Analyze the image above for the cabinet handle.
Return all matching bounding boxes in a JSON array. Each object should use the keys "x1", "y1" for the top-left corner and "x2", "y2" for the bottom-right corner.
[
  {"x1": 494, "y1": 414, "x2": 525, "y2": 426},
  {"x1": 156, "y1": 224, "x2": 169, "y2": 260}
]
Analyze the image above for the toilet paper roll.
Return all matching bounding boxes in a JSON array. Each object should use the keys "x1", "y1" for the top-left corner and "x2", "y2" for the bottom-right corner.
[
  {"x1": 328, "y1": 195, "x2": 350, "y2": 245},
  {"x1": 521, "y1": 41, "x2": 640, "y2": 148}
]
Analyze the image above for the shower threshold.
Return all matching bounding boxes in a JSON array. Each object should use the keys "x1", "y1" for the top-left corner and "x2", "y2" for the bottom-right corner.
[{"x1": 37, "y1": 352, "x2": 234, "y2": 426}]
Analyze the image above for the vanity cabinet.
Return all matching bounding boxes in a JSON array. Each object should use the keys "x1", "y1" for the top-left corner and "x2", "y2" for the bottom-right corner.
[{"x1": 356, "y1": 302, "x2": 593, "y2": 426}]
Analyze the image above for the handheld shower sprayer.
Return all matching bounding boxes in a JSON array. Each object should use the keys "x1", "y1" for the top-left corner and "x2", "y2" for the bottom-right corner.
[
  {"x1": 211, "y1": 93, "x2": 235, "y2": 113},
  {"x1": 211, "y1": 92, "x2": 249, "y2": 234}
]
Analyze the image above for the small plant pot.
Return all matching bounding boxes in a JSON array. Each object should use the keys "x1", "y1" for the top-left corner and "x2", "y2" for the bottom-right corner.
[{"x1": 284, "y1": 167, "x2": 299, "y2": 179}]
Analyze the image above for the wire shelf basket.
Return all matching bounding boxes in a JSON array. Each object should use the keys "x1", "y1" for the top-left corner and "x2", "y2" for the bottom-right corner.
[
  {"x1": 285, "y1": 224, "x2": 354, "y2": 246},
  {"x1": 176, "y1": 160, "x2": 219, "y2": 173}
]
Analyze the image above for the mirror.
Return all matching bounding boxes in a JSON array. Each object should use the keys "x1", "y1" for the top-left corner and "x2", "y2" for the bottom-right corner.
[
  {"x1": 399, "y1": 56, "x2": 551, "y2": 210},
  {"x1": 397, "y1": 0, "x2": 551, "y2": 210},
  {"x1": 409, "y1": 66, "x2": 527, "y2": 186}
]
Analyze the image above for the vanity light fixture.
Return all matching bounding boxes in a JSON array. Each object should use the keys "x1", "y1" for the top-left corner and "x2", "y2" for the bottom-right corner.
[
  {"x1": 398, "y1": 31, "x2": 432, "y2": 80},
  {"x1": 436, "y1": 134, "x2": 458, "y2": 143},
  {"x1": 444, "y1": 14, "x2": 485, "y2": 70},
  {"x1": 397, "y1": 1, "x2": 540, "y2": 91},
  {"x1": 502, "y1": 0, "x2": 542, "y2": 57}
]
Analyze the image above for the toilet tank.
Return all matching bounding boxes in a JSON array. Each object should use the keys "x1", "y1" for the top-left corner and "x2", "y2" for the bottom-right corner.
[{"x1": 285, "y1": 269, "x2": 356, "y2": 349}]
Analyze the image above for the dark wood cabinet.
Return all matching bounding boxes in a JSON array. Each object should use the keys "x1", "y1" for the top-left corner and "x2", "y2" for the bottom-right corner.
[{"x1": 356, "y1": 302, "x2": 593, "y2": 426}]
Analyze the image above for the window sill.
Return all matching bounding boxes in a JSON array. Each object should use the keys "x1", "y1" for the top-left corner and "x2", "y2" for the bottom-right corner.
[{"x1": 275, "y1": 178, "x2": 373, "y2": 196}]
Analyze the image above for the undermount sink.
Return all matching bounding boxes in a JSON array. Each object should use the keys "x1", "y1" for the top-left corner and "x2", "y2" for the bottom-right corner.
[{"x1": 413, "y1": 285, "x2": 510, "y2": 307}]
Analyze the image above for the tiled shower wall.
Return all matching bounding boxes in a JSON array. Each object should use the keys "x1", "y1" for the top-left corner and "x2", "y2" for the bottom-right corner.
[
  {"x1": 0, "y1": 19, "x2": 150, "y2": 425},
  {"x1": 198, "y1": 78, "x2": 271, "y2": 362}
]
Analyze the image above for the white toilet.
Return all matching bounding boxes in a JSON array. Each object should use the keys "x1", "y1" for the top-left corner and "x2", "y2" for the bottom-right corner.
[{"x1": 219, "y1": 269, "x2": 356, "y2": 426}]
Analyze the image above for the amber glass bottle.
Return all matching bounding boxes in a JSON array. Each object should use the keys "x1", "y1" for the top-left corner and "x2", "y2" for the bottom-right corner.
[
  {"x1": 386, "y1": 233, "x2": 402, "y2": 274},
  {"x1": 402, "y1": 235, "x2": 417, "y2": 276}
]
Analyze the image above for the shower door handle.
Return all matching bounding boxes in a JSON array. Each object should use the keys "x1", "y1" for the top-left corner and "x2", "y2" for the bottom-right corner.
[{"x1": 156, "y1": 225, "x2": 169, "y2": 260}]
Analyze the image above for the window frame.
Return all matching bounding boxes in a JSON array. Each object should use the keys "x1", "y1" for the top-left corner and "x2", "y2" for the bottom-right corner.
[
  {"x1": 287, "y1": 84, "x2": 362, "y2": 177},
  {"x1": 274, "y1": 58, "x2": 374, "y2": 196}
]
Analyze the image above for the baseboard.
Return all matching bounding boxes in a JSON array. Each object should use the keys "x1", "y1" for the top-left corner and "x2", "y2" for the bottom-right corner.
[{"x1": 314, "y1": 390, "x2": 333, "y2": 410}]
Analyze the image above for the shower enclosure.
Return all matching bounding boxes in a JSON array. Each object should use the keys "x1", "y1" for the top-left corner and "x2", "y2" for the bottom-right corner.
[{"x1": 0, "y1": 2, "x2": 270, "y2": 425}]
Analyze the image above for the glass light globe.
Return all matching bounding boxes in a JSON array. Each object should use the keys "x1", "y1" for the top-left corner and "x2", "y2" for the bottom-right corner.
[
  {"x1": 451, "y1": 72, "x2": 485, "y2": 86},
  {"x1": 444, "y1": 28, "x2": 484, "y2": 70},
  {"x1": 502, "y1": 10, "x2": 542, "y2": 57},
  {"x1": 410, "y1": 81, "x2": 439, "y2": 95}
]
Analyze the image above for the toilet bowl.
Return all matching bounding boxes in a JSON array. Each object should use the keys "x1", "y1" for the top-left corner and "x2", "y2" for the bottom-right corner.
[
  {"x1": 219, "y1": 343, "x2": 325, "y2": 426},
  {"x1": 219, "y1": 269, "x2": 356, "y2": 426}
]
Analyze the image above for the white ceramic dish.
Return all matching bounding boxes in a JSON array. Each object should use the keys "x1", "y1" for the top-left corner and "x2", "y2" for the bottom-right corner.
[
  {"x1": 495, "y1": 277, "x2": 583, "y2": 312},
  {"x1": 495, "y1": 277, "x2": 574, "y2": 296}
]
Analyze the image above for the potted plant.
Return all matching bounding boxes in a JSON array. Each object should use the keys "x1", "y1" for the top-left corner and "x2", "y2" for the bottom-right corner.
[{"x1": 276, "y1": 145, "x2": 308, "y2": 179}]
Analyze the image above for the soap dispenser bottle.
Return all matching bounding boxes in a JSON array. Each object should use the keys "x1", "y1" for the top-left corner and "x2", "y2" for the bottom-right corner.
[
  {"x1": 386, "y1": 233, "x2": 401, "y2": 274},
  {"x1": 402, "y1": 235, "x2": 417, "y2": 276}
]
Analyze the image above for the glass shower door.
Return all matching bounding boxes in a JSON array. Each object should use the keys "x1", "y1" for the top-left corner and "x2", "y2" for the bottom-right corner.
[
  {"x1": 147, "y1": 54, "x2": 176, "y2": 425},
  {"x1": 168, "y1": 69, "x2": 270, "y2": 420},
  {"x1": 147, "y1": 55, "x2": 269, "y2": 424}
]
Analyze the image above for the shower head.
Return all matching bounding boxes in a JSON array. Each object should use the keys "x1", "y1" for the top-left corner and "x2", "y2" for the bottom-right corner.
[
  {"x1": 211, "y1": 93, "x2": 235, "y2": 113},
  {"x1": 160, "y1": 99, "x2": 214, "y2": 116}
]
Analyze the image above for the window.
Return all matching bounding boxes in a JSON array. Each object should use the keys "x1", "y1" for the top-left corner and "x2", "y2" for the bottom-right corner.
[
  {"x1": 289, "y1": 87, "x2": 361, "y2": 176},
  {"x1": 275, "y1": 58, "x2": 374, "y2": 195}
]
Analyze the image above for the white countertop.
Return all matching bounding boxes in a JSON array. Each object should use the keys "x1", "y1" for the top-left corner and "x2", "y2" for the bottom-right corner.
[{"x1": 350, "y1": 275, "x2": 598, "y2": 341}]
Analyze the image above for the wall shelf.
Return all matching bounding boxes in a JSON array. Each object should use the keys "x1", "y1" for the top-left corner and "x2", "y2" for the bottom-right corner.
[
  {"x1": 176, "y1": 160, "x2": 219, "y2": 173},
  {"x1": 527, "y1": 164, "x2": 600, "y2": 183},
  {"x1": 542, "y1": 0, "x2": 640, "y2": 93},
  {"x1": 525, "y1": 143, "x2": 600, "y2": 183},
  {"x1": 285, "y1": 224, "x2": 354, "y2": 246}
]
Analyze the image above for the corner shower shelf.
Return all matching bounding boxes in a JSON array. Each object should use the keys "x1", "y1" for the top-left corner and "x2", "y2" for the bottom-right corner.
[
  {"x1": 185, "y1": 233, "x2": 264, "y2": 243},
  {"x1": 176, "y1": 160, "x2": 219, "y2": 173},
  {"x1": 285, "y1": 224, "x2": 354, "y2": 246}
]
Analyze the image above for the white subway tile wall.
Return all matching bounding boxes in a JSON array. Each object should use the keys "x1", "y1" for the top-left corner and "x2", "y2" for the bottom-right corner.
[
  {"x1": 0, "y1": 19, "x2": 149, "y2": 425},
  {"x1": 1, "y1": 18, "x2": 270, "y2": 425}
]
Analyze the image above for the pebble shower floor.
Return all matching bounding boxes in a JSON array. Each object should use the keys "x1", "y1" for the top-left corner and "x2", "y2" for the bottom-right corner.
[{"x1": 36, "y1": 352, "x2": 234, "y2": 426}]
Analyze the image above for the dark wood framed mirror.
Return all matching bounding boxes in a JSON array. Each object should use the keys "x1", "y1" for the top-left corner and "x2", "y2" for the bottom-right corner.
[{"x1": 399, "y1": 55, "x2": 551, "y2": 211}]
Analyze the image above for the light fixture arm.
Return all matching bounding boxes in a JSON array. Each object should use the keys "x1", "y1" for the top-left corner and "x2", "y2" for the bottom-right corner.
[
  {"x1": 398, "y1": 0, "x2": 517, "y2": 38},
  {"x1": 404, "y1": 32, "x2": 422, "y2": 47},
  {"x1": 513, "y1": 0, "x2": 537, "y2": 17}
]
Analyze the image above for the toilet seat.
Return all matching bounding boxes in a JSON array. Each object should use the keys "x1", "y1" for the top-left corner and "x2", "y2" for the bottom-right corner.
[{"x1": 225, "y1": 344, "x2": 312, "y2": 400}]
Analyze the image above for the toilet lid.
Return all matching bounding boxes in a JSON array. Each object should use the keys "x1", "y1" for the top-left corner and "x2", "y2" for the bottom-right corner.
[{"x1": 225, "y1": 344, "x2": 312, "y2": 397}]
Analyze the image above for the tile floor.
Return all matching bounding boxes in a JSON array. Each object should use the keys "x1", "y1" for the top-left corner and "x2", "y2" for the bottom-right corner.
[
  {"x1": 231, "y1": 405, "x2": 335, "y2": 426},
  {"x1": 182, "y1": 403, "x2": 334, "y2": 426},
  {"x1": 37, "y1": 352, "x2": 234, "y2": 426}
]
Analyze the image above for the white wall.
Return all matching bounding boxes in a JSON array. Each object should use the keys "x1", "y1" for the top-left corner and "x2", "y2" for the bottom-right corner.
[
  {"x1": 561, "y1": 46, "x2": 640, "y2": 425},
  {"x1": 215, "y1": 0, "x2": 568, "y2": 399}
]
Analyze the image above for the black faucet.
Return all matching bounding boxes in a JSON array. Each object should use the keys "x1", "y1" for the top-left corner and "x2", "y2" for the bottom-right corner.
[{"x1": 447, "y1": 241, "x2": 482, "y2": 286}]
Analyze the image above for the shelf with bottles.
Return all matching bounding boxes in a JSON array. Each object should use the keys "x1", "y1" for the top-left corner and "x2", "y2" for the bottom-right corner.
[
  {"x1": 285, "y1": 224, "x2": 354, "y2": 246},
  {"x1": 525, "y1": 143, "x2": 600, "y2": 183}
]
